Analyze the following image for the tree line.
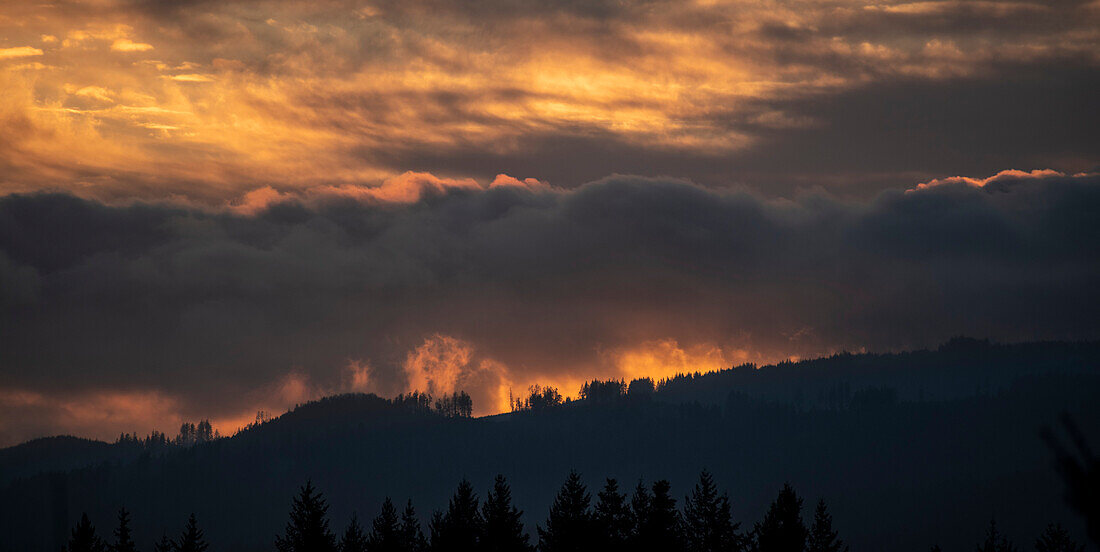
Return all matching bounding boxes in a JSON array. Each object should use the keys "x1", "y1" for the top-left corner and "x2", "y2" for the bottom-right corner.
[{"x1": 60, "y1": 471, "x2": 1085, "y2": 552}]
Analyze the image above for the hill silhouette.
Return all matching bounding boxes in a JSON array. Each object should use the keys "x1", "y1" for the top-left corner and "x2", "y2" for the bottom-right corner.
[{"x1": 1, "y1": 339, "x2": 1097, "y2": 551}]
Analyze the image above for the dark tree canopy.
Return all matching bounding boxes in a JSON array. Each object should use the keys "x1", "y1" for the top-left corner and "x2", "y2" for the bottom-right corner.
[
  {"x1": 110, "y1": 508, "x2": 137, "y2": 552},
  {"x1": 153, "y1": 533, "x2": 173, "y2": 552},
  {"x1": 276, "y1": 480, "x2": 338, "y2": 552},
  {"x1": 430, "y1": 479, "x2": 483, "y2": 552},
  {"x1": 684, "y1": 470, "x2": 744, "y2": 552},
  {"x1": 370, "y1": 499, "x2": 402, "y2": 552},
  {"x1": 401, "y1": 500, "x2": 427, "y2": 552},
  {"x1": 806, "y1": 499, "x2": 847, "y2": 552},
  {"x1": 538, "y1": 470, "x2": 593, "y2": 552},
  {"x1": 481, "y1": 474, "x2": 531, "y2": 552},
  {"x1": 754, "y1": 483, "x2": 807, "y2": 552},
  {"x1": 636, "y1": 480, "x2": 683, "y2": 552},
  {"x1": 339, "y1": 514, "x2": 368, "y2": 552},
  {"x1": 976, "y1": 518, "x2": 1016, "y2": 552},
  {"x1": 1034, "y1": 523, "x2": 1085, "y2": 552},
  {"x1": 175, "y1": 514, "x2": 209, "y2": 552},
  {"x1": 66, "y1": 513, "x2": 106, "y2": 552},
  {"x1": 594, "y1": 478, "x2": 633, "y2": 552}
]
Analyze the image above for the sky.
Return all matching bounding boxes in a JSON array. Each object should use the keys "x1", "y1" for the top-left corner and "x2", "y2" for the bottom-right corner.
[{"x1": 0, "y1": 0, "x2": 1098, "y2": 446}]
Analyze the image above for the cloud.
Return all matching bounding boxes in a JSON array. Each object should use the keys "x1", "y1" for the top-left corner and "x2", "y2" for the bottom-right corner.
[
  {"x1": 0, "y1": 0, "x2": 1095, "y2": 200},
  {"x1": 110, "y1": 38, "x2": 154, "y2": 52},
  {"x1": 0, "y1": 47, "x2": 44, "y2": 59},
  {"x1": 0, "y1": 169, "x2": 1097, "y2": 444}
]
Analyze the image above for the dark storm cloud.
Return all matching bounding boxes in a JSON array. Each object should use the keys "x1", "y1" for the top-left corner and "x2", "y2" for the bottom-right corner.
[{"x1": 1, "y1": 169, "x2": 1098, "y2": 444}]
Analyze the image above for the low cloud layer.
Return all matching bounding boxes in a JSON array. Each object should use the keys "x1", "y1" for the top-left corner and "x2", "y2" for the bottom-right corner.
[{"x1": 1, "y1": 169, "x2": 1097, "y2": 445}]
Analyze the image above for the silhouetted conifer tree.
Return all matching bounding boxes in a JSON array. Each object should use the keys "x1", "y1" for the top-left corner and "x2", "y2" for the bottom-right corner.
[
  {"x1": 753, "y1": 484, "x2": 807, "y2": 552},
  {"x1": 277, "y1": 480, "x2": 338, "y2": 552},
  {"x1": 538, "y1": 471, "x2": 593, "y2": 552},
  {"x1": 176, "y1": 514, "x2": 209, "y2": 552},
  {"x1": 401, "y1": 500, "x2": 427, "y2": 552},
  {"x1": 482, "y1": 474, "x2": 531, "y2": 552},
  {"x1": 152, "y1": 533, "x2": 173, "y2": 552},
  {"x1": 430, "y1": 480, "x2": 482, "y2": 552},
  {"x1": 976, "y1": 518, "x2": 1016, "y2": 552},
  {"x1": 806, "y1": 500, "x2": 847, "y2": 552},
  {"x1": 630, "y1": 480, "x2": 653, "y2": 550},
  {"x1": 339, "y1": 515, "x2": 368, "y2": 552},
  {"x1": 684, "y1": 471, "x2": 744, "y2": 552},
  {"x1": 636, "y1": 480, "x2": 683, "y2": 552},
  {"x1": 111, "y1": 508, "x2": 137, "y2": 552},
  {"x1": 370, "y1": 498, "x2": 403, "y2": 552},
  {"x1": 594, "y1": 479, "x2": 633, "y2": 551},
  {"x1": 66, "y1": 513, "x2": 106, "y2": 552},
  {"x1": 1035, "y1": 523, "x2": 1085, "y2": 552}
]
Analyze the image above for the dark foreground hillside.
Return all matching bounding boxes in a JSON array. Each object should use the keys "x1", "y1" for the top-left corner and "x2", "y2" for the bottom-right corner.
[{"x1": 1, "y1": 339, "x2": 1097, "y2": 551}]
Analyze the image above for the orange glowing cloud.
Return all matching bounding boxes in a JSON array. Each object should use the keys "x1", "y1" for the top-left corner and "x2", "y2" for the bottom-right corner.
[
  {"x1": 909, "y1": 169, "x2": 1071, "y2": 191},
  {"x1": 1, "y1": 0, "x2": 1091, "y2": 202}
]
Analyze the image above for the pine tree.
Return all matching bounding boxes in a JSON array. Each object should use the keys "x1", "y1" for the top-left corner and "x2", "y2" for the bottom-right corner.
[
  {"x1": 430, "y1": 479, "x2": 482, "y2": 552},
  {"x1": 629, "y1": 480, "x2": 653, "y2": 551},
  {"x1": 538, "y1": 471, "x2": 593, "y2": 552},
  {"x1": 976, "y1": 518, "x2": 1016, "y2": 552},
  {"x1": 637, "y1": 480, "x2": 683, "y2": 552},
  {"x1": 482, "y1": 474, "x2": 531, "y2": 552},
  {"x1": 1034, "y1": 523, "x2": 1084, "y2": 552},
  {"x1": 111, "y1": 508, "x2": 138, "y2": 552},
  {"x1": 806, "y1": 499, "x2": 847, "y2": 552},
  {"x1": 175, "y1": 514, "x2": 209, "y2": 552},
  {"x1": 152, "y1": 533, "x2": 173, "y2": 552},
  {"x1": 753, "y1": 483, "x2": 807, "y2": 552},
  {"x1": 401, "y1": 500, "x2": 427, "y2": 552},
  {"x1": 276, "y1": 480, "x2": 338, "y2": 552},
  {"x1": 684, "y1": 471, "x2": 744, "y2": 552},
  {"x1": 66, "y1": 513, "x2": 107, "y2": 552},
  {"x1": 593, "y1": 478, "x2": 633, "y2": 551},
  {"x1": 339, "y1": 514, "x2": 368, "y2": 552},
  {"x1": 370, "y1": 498, "x2": 403, "y2": 552}
]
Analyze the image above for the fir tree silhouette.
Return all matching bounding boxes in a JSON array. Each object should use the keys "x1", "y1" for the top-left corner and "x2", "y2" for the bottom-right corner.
[
  {"x1": 176, "y1": 514, "x2": 209, "y2": 552},
  {"x1": 430, "y1": 479, "x2": 482, "y2": 552},
  {"x1": 684, "y1": 470, "x2": 744, "y2": 552},
  {"x1": 1035, "y1": 523, "x2": 1085, "y2": 552},
  {"x1": 593, "y1": 478, "x2": 633, "y2": 551},
  {"x1": 339, "y1": 514, "x2": 368, "y2": 552},
  {"x1": 753, "y1": 483, "x2": 807, "y2": 552},
  {"x1": 110, "y1": 508, "x2": 137, "y2": 552},
  {"x1": 66, "y1": 513, "x2": 106, "y2": 552},
  {"x1": 482, "y1": 474, "x2": 531, "y2": 552},
  {"x1": 276, "y1": 480, "x2": 338, "y2": 552},
  {"x1": 637, "y1": 480, "x2": 683, "y2": 552},
  {"x1": 538, "y1": 470, "x2": 594, "y2": 552},
  {"x1": 629, "y1": 479, "x2": 653, "y2": 550},
  {"x1": 806, "y1": 499, "x2": 847, "y2": 552},
  {"x1": 401, "y1": 500, "x2": 427, "y2": 552},
  {"x1": 153, "y1": 533, "x2": 173, "y2": 552},
  {"x1": 976, "y1": 518, "x2": 1016, "y2": 552},
  {"x1": 370, "y1": 498, "x2": 403, "y2": 551}
]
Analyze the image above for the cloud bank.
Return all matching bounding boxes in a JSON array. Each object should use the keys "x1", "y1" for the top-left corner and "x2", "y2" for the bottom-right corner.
[{"x1": 0, "y1": 169, "x2": 1097, "y2": 445}]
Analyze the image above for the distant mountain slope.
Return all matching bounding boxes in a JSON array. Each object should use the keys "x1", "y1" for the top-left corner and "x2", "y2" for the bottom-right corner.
[
  {"x1": 1, "y1": 339, "x2": 1096, "y2": 552},
  {"x1": 0, "y1": 436, "x2": 140, "y2": 488}
]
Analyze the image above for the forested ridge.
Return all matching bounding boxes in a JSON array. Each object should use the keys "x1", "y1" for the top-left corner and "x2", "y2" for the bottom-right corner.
[{"x1": 2, "y1": 339, "x2": 1098, "y2": 551}]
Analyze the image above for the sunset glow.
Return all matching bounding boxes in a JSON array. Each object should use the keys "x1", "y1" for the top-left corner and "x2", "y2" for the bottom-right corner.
[{"x1": 0, "y1": 0, "x2": 1098, "y2": 447}]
